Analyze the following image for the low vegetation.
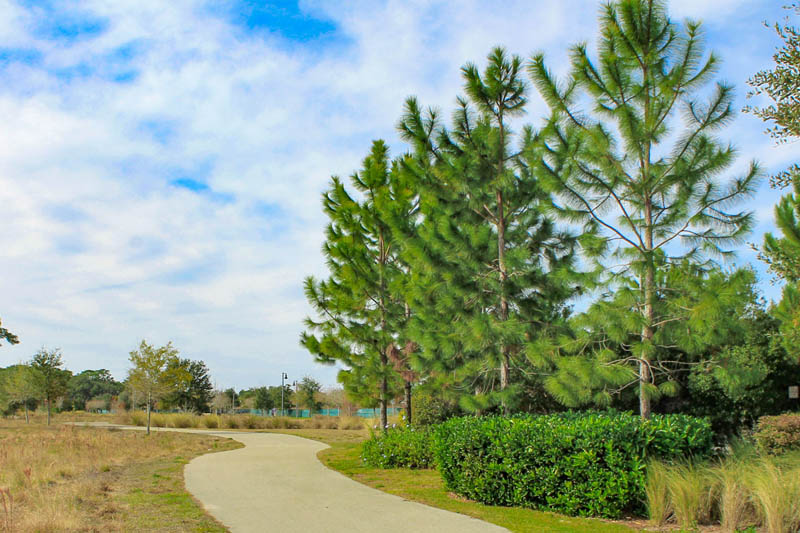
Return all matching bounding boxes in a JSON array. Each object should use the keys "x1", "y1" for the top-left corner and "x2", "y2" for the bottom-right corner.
[
  {"x1": 361, "y1": 426, "x2": 434, "y2": 468},
  {"x1": 362, "y1": 411, "x2": 713, "y2": 519},
  {"x1": 754, "y1": 413, "x2": 800, "y2": 454},
  {"x1": 122, "y1": 411, "x2": 367, "y2": 431},
  {"x1": 317, "y1": 433, "x2": 633, "y2": 533},
  {"x1": 0, "y1": 417, "x2": 240, "y2": 532},
  {"x1": 646, "y1": 442, "x2": 800, "y2": 532}
]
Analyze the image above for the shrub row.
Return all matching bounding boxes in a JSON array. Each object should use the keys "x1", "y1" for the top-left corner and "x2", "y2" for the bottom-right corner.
[
  {"x1": 126, "y1": 412, "x2": 366, "y2": 431},
  {"x1": 361, "y1": 426, "x2": 435, "y2": 468},
  {"x1": 754, "y1": 413, "x2": 800, "y2": 454},
  {"x1": 430, "y1": 412, "x2": 713, "y2": 518}
]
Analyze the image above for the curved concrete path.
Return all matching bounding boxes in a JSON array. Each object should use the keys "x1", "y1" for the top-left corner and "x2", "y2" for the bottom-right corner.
[{"x1": 79, "y1": 424, "x2": 506, "y2": 533}]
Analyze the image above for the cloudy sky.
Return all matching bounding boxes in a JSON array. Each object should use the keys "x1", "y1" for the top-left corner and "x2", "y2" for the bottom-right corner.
[{"x1": 0, "y1": 0, "x2": 794, "y2": 389}]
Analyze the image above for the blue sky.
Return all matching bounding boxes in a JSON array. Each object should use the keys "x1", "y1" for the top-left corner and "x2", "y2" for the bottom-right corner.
[{"x1": 0, "y1": 0, "x2": 794, "y2": 389}]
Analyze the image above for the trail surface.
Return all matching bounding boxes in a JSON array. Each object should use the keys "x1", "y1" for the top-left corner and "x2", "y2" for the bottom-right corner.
[{"x1": 80, "y1": 424, "x2": 506, "y2": 533}]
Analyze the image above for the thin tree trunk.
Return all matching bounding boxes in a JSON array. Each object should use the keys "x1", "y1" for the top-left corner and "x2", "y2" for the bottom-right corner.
[
  {"x1": 380, "y1": 376, "x2": 388, "y2": 431},
  {"x1": 146, "y1": 391, "x2": 152, "y2": 435},
  {"x1": 378, "y1": 229, "x2": 389, "y2": 433},
  {"x1": 640, "y1": 61, "x2": 655, "y2": 420},
  {"x1": 46, "y1": 397, "x2": 51, "y2": 426},
  {"x1": 497, "y1": 188, "x2": 510, "y2": 415},
  {"x1": 24, "y1": 403, "x2": 29, "y2": 424},
  {"x1": 404, "y1": 381, "x2": 412, "y2": 426},
  {"x1": 496, "y1": 107, "x2": 511, "y2": 416},
  {"x1": 640, "y1": 258, "x2": 655, "y2": 420}
]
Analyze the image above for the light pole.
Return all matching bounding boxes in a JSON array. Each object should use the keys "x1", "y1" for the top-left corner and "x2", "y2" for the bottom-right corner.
[
  {"x1": 293, "y1": 381, "x2": 298, "y2": 417},
  {"x1": 281, "y1": 372, "x2": 288, "y2": 417}
]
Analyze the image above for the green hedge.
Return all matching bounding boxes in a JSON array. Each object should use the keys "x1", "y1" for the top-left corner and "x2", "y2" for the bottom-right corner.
[
  {"x1": 361, "y1": 426, "x2": 435, "y2": 468},
  {"x1": 754, "y1": 413, "x2": 800, "y2": 454},
  {"x1": 433, "y1": 412, "x2": 713, "y2": 518}
]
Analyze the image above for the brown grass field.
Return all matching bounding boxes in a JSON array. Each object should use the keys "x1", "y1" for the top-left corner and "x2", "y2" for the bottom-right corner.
[{"x1": 0, "y1": 415, "x2": 241, "y2": 532}]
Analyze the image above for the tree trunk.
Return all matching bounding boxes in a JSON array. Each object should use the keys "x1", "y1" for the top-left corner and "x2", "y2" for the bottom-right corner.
[
  {"x1": 24, "y1": 403, "x2": 29, "y2": 424},
  {"x1": 640, "y1": 260, "x2": 655, "y2": 420},
  {"x1": 46, "y1": 397, "x2": 51, "y2": 426},
  {"x1": 146, "y1": 391, "x2": 152, "y2": 435},
  {"x1": 640, "y1": 187, "x2": 655, "y2": 419},
  {"x1": 380, "y1": 375, "x2": 388, "y2": 432},
  {"x1": 497, "y1": 189, "x2": 510, "y2": 415},
  {"x1": 404, "y1": 381, "x2": 412, "y2": 426}
]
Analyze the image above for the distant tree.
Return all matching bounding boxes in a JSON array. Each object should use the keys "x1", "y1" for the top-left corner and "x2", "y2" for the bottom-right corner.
[
  {"x1": 66, "y1": 369, "x2": 123, "y2": 411},
  {"x1": 223, "y1": 387, "x2": 238, "y2": 412},
  {"x1": 295, "y1": 377, "x2": 322, "y2": 414},
  {"x1": 0, "y1": 319, "x2": 18, "y2": 347},
  {"x1": 127, "y1": 341, "x2": 188, "y2": 435},
  {"x1": 211, "y1": 390, "x2": 229, "y2": 415},
  {"x1": 253, "y1": 387, "x2": 273, "y2": 411},
  {"x1": 30, "y1": 348, "x2": 71, "y2": 425},
  {"x1": 2, "y1": 364, "x2": 38, "y2": 422},
  {"x1": 163, "y1": 359, "x2": 214, "y2": 413},
  {"x1": 267, "y1": 385, "x2": 293, "y2": 414},
  {"x1": 530, "y1": 0, "x2": 759, "y2": 418}
]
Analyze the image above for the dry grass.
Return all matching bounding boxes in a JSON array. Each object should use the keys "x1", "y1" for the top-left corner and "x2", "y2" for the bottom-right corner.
[
  {"x1": 0, "y1": 418, "x2": 240, "y2": 532},
  {"x1": 118, "y1": 411, "x2": 370, "y2": 431},
  {"x1": 646, "y1": 447, "x2": 800, "y2": 533}
]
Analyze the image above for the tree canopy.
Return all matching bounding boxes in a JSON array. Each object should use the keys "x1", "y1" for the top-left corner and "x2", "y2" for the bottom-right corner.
[{"x1": 529, "y1": 0, "x2": 759, "y2": 417}]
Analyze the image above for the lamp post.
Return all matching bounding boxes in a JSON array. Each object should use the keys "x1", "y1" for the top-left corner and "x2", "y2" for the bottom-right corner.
[
  {"x1": 281, "y1": 372, "x2": 288, "y2": 417},
  {"x1": 293, "y1": 381, "x2": 298, "y2": 417}
]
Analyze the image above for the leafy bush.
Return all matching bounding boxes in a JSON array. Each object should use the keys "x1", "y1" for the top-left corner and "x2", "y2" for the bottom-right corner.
[
  {"x1": 411, "y1": 389, "x2": 460, "y2": 427},
  {"x1": 754, "y1": 413, "x2": 800, "y2": 454},
  {"x1": 361, "y1": 427, "x2": 435, "y2": 469},
  {"x1": 433, "y1": 412, "x2": 713, "y2": 518}
]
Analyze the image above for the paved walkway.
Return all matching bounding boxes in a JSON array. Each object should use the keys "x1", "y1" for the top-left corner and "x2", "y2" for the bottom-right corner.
[{"x1": 79, "y1": 424, "x2": 506, "y2": 533}]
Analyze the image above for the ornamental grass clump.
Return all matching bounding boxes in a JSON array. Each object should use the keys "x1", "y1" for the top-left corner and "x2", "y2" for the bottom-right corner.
[
  {"x1": 644, "y1": 461, "x2": 671, "y2": 526},
  {"x1": 747, "y1": 457, "x2": 800, "y2": 533},
  {"x1": 663, "y1": 463, "x2": 716, "y2": 529}
]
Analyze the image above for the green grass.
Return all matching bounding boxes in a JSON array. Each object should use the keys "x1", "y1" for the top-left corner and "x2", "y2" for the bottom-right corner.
[
  {"x1": 115, "y1": 446, "x2": 241, "y2": 532},
  {"x1": 299, "y1": 432, "x2": 636, "y2": 533}
]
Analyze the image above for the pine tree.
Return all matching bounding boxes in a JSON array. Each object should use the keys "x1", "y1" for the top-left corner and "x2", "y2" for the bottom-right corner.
[
  {"x1": 0, "y1": 318, "x2": 19, "y2": 347},
  {"x1": 746, "y1": 4, "x2": 800, "y2": 362},
  {"x1": 529, "y1": 0, "x2": 759, "y2": 418},
  {"x1": 396, "y1": 48, "x2": 578, "y2": 413},
  {"x1": 301, "y1": 140, "x2": 415, "y2": 430}
]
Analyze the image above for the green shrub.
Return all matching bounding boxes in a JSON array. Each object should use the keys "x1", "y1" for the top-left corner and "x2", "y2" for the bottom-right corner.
[
  {"x1": 411, "y1": 389, "x2": 460, "y2": 427},
  {"x1": 361, "y1": 426, "x2": 435, "y2": 469},
  {"x1": 754, "y1": 413, "x2": 800, "y2": 454},
  {"x1": 433, "y1": 412, "x2": 713, "y2": 518}
]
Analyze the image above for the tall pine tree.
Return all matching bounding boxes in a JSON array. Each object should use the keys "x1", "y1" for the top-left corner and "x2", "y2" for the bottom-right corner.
[
  {"x1": 746, "y1": 4, "x2": 800, "y2": 362},
  {"x1": 529, "y1": 0, "x2": 759, "y2": 417},
  {"x1": 396, "y1": 48, "x2": 578, "y2": 413},
  {"x1": 301, "y1": 141, "x2": 415, "y2": 429}
]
